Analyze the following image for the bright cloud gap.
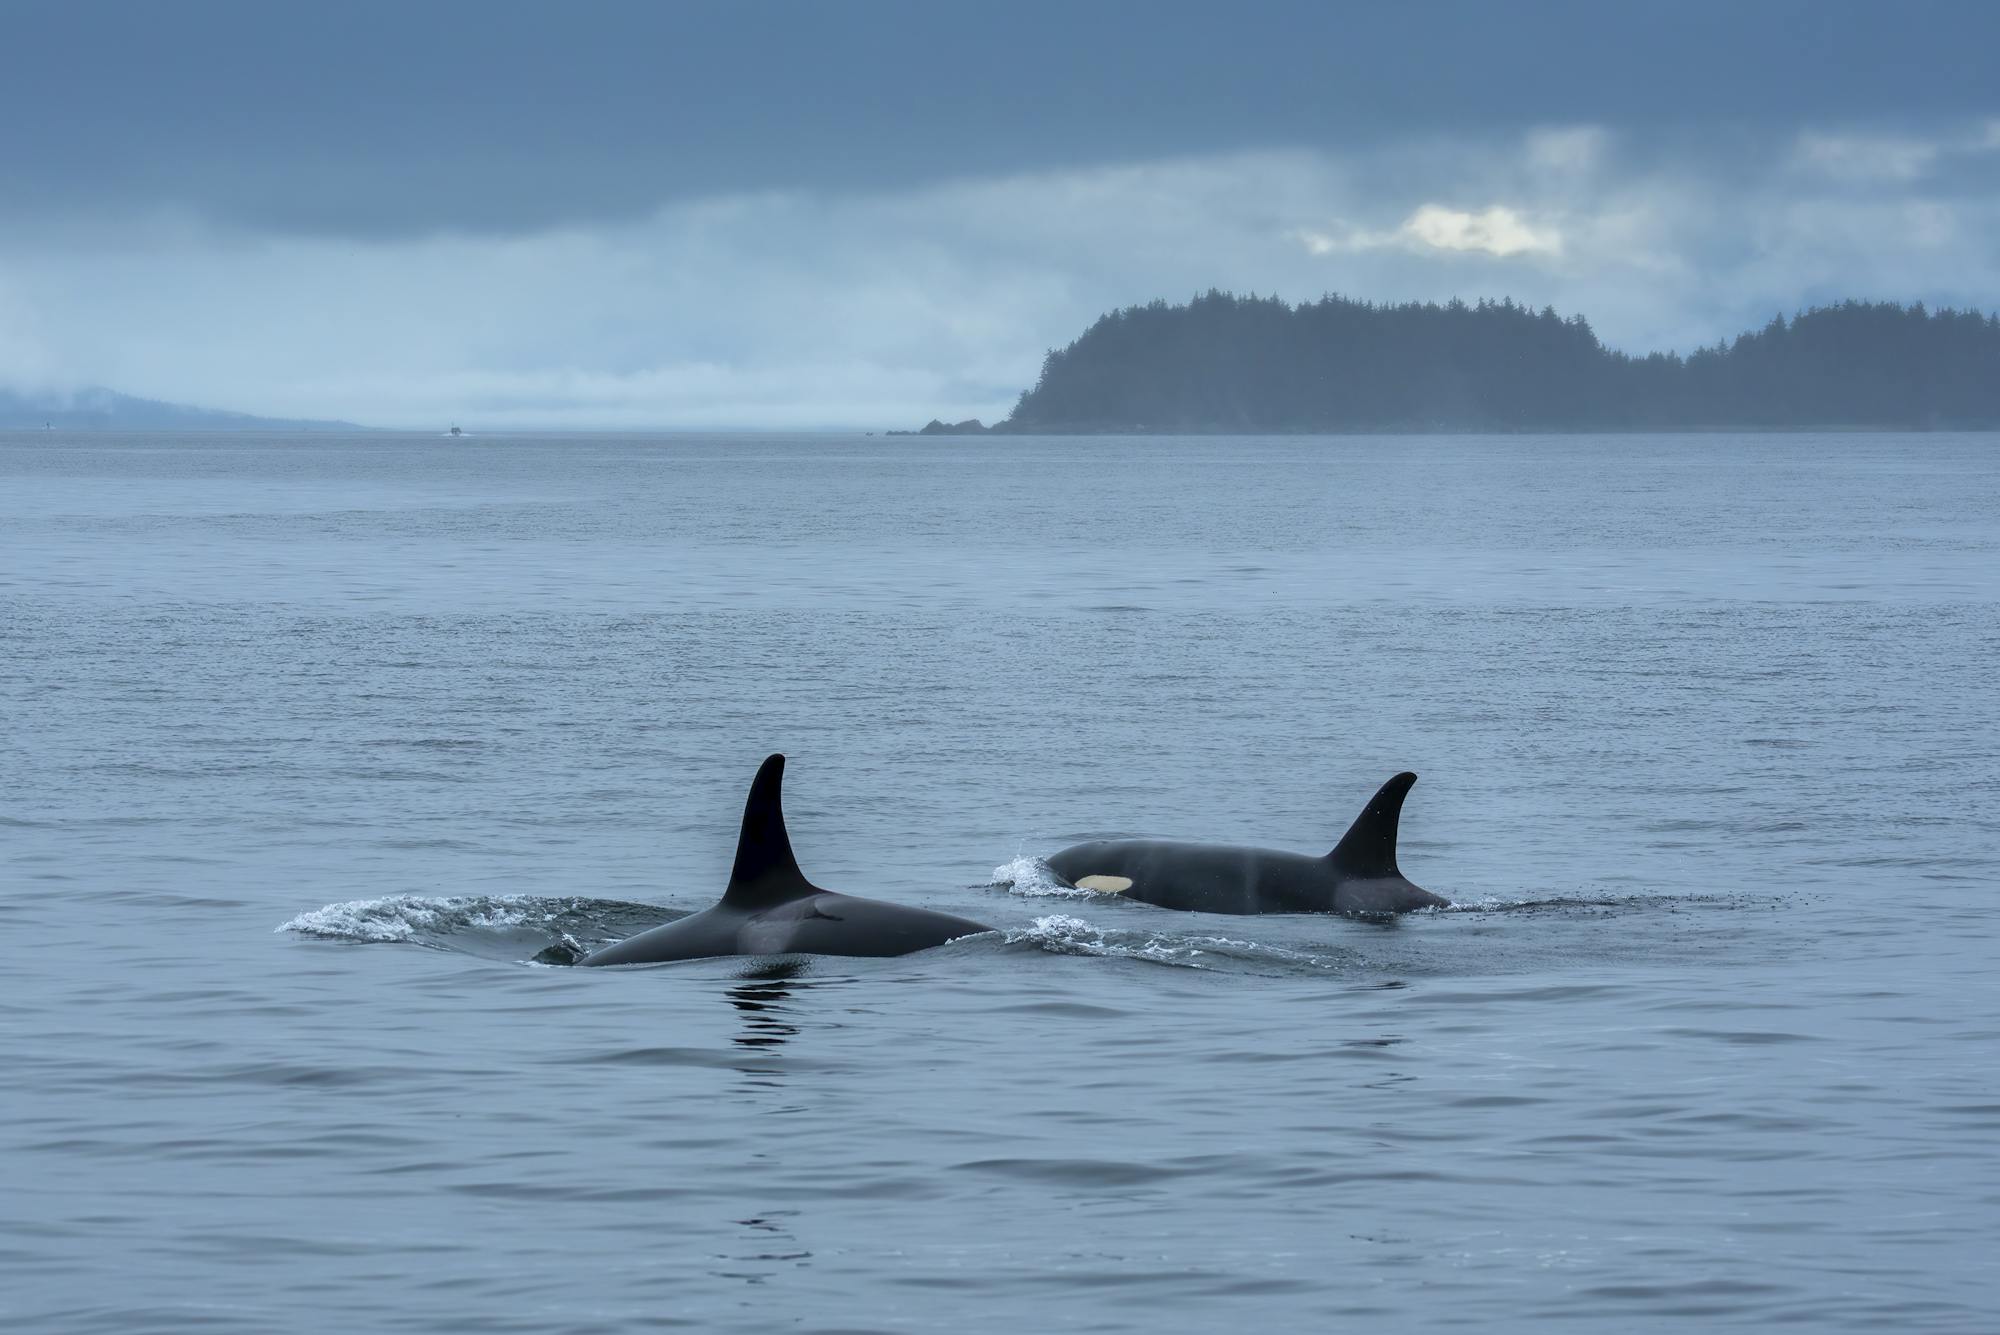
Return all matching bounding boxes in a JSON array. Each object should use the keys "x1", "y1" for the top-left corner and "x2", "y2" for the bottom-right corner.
[{"x1": 1296, "y1": 204, "x2": 1564, "y2": 259}]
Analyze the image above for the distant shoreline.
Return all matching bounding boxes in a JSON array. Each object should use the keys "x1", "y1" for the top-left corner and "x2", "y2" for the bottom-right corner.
[
  {"x1": 7, "y1": 421, "x2": 1992, "y2": 437},
  {"x1": 896, "y1": 420, "x2": 2000, "y2": 438},
  {"x1": 915, "y1": 291, "x2": 2000, "y2": 437},
  {"x1": 0, "y1": 385, "x2": 364, "y2": 433}
]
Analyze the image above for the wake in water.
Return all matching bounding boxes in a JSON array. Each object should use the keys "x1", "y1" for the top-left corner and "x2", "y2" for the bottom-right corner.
[
  {"x1": 987, "y1": 854, "x2": 1784, "y2": 975},
  {"x1": 276, "y1": 867, "x2": 1776, "y2": 976},
  {"x1": 1001, "y1": 913, "x2": 1361, "y2": 973},
  {"x1": 275, "y1": 890, "x2": 1357, "y2": 974},
  {"x1": 277, "y1": 894, "x2": 673, "y2": 964}
]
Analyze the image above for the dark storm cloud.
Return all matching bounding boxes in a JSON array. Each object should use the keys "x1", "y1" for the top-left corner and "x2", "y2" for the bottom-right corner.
[{"x1": 7, "y1": 0, "x2": 1998, "y2": 236}]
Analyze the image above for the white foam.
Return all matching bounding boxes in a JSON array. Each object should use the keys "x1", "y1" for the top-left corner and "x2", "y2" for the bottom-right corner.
[
  {"x1": 276, "y1": 893, "x2": 550, "y2": 942},
  {"x1": 1435, "y1": 895, "x2": 1514, "y2": 912},
  {"x1": 1004, "y1": 913, "x2": 1215, "y2": 967},
  {"x1": 990, "y1": 855, "x2": 1099, "y2": 898},
  {"x1": 526, "y1": 932, "x2": 588, "y2": 968}
]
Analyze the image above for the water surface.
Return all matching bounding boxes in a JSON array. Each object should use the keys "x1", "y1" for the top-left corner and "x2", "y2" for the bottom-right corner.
[{"x1": 4, "y1": 431, "x2": 1997, "y2": 1331}]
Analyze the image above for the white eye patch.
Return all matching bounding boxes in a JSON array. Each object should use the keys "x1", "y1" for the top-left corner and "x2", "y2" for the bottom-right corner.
[{"x1": 1074, "y1": 875, "x2": 1134, "y2": 894}]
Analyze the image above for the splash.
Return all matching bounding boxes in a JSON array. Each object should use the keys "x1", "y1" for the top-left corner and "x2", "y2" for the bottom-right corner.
[
  {"x1": 276, "y1": 893, "x2": 508, "y2": 943},
  {"x1": 276, "y1": 893, "x2": 673, "y2": 960},
  {"x1": 990, "y1": 855, "x2": 1099, "y2": 899}
]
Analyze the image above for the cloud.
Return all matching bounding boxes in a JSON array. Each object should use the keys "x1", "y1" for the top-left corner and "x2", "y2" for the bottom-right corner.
[
  {"x1": 1524, "y1": 126, "x2": 1610, "y2": 175},
  {"x1": 4, "y1": 120, "x2": 2000, "y2": 426},
  {"x1": 1794, "y1": 132, "x2": 1942, "y2": 183},
  {"x1": 1402, "y1": 205, "x2": 1564, "y2": 257},
  {"x1": 10, "y1": 4, "x2": 2000, "y2": 240},
  {"x1": 1296, "y1": 204, "x2": 1564, "y2": 260},
  {"x1": 1792, "y1": 123, "x2": 2000, "y2": 184}
]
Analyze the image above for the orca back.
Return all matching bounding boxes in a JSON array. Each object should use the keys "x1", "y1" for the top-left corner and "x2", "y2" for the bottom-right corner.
[{"x1": 580, "y1": 754, "x2": 992, "y2": 965}]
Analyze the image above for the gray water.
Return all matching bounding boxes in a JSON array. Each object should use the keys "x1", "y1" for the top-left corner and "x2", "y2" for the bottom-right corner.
[{"x1": 4, "y1": 431, "x2": 1997, "y2": 1332}]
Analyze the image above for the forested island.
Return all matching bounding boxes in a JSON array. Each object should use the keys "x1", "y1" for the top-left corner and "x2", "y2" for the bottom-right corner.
[{"x1": 931, "y1": 292, "x2": 2000, "y2": 433}]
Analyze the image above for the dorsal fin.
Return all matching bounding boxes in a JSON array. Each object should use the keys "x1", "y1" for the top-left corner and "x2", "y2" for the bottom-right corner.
[
  {"x1": 1328, "y1": 772, "x2": 1417, "y2": 878},
  {"x1": 722, "y1": 754, "x2": 817, "y2": 908}
]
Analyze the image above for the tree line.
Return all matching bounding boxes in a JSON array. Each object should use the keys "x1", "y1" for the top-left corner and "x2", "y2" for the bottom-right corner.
[{"x1": 998, "y1": 291, "x2": 2000, "y2": 431}]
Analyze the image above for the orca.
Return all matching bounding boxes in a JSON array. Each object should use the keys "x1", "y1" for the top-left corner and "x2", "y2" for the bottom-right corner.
[
  {"x1": 580, "y1": 754, "x2": 993, "y2": 966},
  {"x1": 1043, "y1": 772, "x2": 1448, "y2": 917}
]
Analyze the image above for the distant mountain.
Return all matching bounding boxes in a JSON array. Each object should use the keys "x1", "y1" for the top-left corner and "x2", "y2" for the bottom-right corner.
[
  {"x1": 984, "y1": 292, "x2": 2000, "y2": 433},
  {"x1": 0, "y1": 385, "x2": 362, "y2": 431}
]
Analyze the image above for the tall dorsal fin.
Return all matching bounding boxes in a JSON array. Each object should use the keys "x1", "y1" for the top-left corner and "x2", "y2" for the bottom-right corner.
[
  {"x1": 1328, "y1": 772, "x2": 1417, "y2": 878},
  {"x1": 722, "y1": 754, "x2": 817, "y2": 908}
]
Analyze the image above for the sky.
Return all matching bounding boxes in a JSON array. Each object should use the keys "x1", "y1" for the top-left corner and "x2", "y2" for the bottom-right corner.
[{"x1": 3, "y1": 0, "x2": 1999, "y2": 428}]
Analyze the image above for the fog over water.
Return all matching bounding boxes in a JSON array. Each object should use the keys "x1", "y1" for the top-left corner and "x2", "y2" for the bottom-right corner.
[{"x1": 5, "y1": 432, "x2": 1997, "y2": 1331}]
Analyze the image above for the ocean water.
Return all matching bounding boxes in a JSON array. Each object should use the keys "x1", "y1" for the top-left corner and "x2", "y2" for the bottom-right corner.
[{"x1": 3, "y1": 430, "x2": 1997, "y2": 1332}]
